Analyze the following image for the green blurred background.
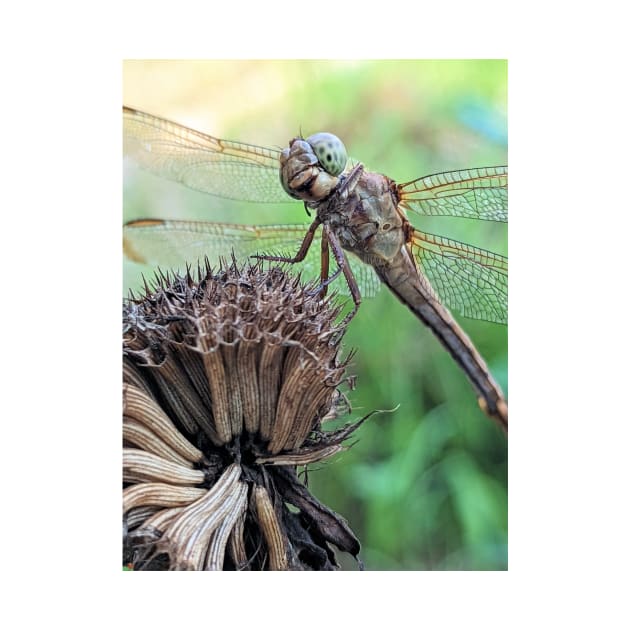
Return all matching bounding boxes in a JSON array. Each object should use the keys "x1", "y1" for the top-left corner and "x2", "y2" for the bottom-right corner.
[{"x1": 123, "y1": 60, "x2": 507, "y2": 570}]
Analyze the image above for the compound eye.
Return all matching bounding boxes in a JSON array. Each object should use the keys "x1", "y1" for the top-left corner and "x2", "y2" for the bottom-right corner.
[{"x1": 305, "y1": 132, "x2": 348, "y2": 176}]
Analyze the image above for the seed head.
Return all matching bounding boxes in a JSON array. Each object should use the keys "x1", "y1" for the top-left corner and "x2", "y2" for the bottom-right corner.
[{"x1": 123, "y1": 261, "x2": 364, "y2": 570}]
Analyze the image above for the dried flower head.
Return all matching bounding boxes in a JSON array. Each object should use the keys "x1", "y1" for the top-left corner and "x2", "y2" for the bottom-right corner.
[{"x1": 123, "y1": 261, "x2": 365, "y2": 570}]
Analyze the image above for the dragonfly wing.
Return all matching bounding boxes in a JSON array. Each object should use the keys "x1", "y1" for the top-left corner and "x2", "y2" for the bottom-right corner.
[
  {"x1": 123, "y1": 107, "x2": 290, "y2": 203},
  {"x1": 409, "y1": 229, "x2": 507, "y2": 324},
  {"x1": 124, "y1": 220, "x2": 381, "y2": 298},
  {"x1": 399, "y1": 166, "x2": 507, "y2": 222}
]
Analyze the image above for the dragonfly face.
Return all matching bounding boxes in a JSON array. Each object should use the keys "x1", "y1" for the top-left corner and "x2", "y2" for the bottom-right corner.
[
  {"x1": 279, "y1": 133, "x2": 348, "y2": 202},
  {"x1": 123, "y1": 106, "x2": 508, "y2": 429}
]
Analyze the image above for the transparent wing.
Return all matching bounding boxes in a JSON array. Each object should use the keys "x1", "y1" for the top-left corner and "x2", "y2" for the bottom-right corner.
[
  {"x1": 123, "y1": 107, "x2": 291, "y2": 203},
  {"x1": 410, "y1": 229, "x2": 507, "y2": 324},
  {"x1": 399, "y1": 166, "x2": 507, "y2": 222},
  {"x1": 124, "y1": 220, "x2": 381, "y2": 298}
]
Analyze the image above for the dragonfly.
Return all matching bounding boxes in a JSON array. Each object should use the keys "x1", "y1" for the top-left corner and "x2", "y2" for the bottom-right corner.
[{"x1": 123, "y1": 106, "x2": 508, "y2": 431}]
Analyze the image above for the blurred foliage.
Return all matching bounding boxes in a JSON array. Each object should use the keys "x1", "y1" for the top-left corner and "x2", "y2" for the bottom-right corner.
[{"x1": 123, "y1": 59, "x2": 507, "y2": 570}]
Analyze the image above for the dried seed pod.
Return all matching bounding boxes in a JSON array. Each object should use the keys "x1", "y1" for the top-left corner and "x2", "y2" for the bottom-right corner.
[{"x1": 123, "y1": 261, "x2": 366, "y2": 570}]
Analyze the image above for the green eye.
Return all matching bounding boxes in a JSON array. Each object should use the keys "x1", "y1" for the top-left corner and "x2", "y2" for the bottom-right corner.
[{"x1": 305, "y1": 132, "x2": 347, "y2": 176}]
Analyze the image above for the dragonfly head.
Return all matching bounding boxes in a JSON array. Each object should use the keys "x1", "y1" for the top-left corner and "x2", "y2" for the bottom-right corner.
[{"x1": 279, "y1": 133, "x2": 348, "y2": 203}]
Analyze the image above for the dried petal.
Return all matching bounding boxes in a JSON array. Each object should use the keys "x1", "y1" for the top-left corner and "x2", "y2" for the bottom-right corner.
[
  {"x1": 159, "y1": 464, "x2": 242, "y2": 570},
  {"x1": 205, "y1": 483, "x2": 248, "y2": 570},
  {"x1": 123, "y1": 448, "x2": 205, "y2": 485},
  {"x1": 123, "y1": 384, "x2": 204, "y2": 463},
  {"x1": 123, "y1": 420, "x2": 193, "y2": 467},
  {"x1": 255, "y1": 444, "x2": 345, "y2": 466},
  {"x1": 253, "y1": 484, "x2": 288, "y2": 571},
  {"x1": 123, "y1": 482, "x2": 206, "y2": 514},
  {"x1": 227, "y1": 509, "x2": 248, "y2": 570}
]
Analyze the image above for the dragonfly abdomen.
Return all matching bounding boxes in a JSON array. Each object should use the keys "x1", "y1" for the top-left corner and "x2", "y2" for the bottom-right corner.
[{"x1": 376, "y1": 250, "x2": 508, "y2": 431}]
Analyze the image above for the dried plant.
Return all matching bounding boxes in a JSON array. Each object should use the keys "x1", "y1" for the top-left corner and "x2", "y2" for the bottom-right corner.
[{"x1": 123, "y1": 261, "x2": 367, "y2": 570}]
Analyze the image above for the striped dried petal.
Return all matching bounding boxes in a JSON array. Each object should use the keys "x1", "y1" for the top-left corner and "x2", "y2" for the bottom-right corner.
[
  {"x1": 204, "y1": 482, "x2": 249, "y2": 570},
  {"x1": 162, "y1": 463, "x2": 241, "y2": 545},
  {"x1": 123, "y1": 384, "x2": 204, "y2": 463},
  {"x1": 255, "y1": 444, "x2": 345, "y2": 466},
  {"x1": 237, "y1": 339, "x2": 261, "y2": 434},
  {"x1": 123, "y1": 420, "x2": 193, "y2": 467},
  {"x1": 123, "y1": 448, "x2": 205, "y2": 485},
  {"x1": 160, "y1": 464, "x2": 243, "y2": 570},
  {"x1": 201, "y1": 351, "x2": 232, "y2": 445},
  {"x1": 253, "y1": 484, "x2": 288, "y2": 571},
  {"x1": 128, "y1": 507, "x2": 184, "y2": 547},
  {"x1": 142, "y1": 507, "x2": 183, "y2": 533},
  {"x1": 125, "y1": 506, "x2": 159, "y2": 531},
  {"x1": 227, "y1": 509, "x2": 248, "y2": 570},
  {"x1": 255, "y1": 342, "x2": 285, "y2": 441},
  {"x1": 221, "y1": 343, "x2": 244, "y2": 438},
  {"x1": 123, "y1": 482, "x2": 206, "y2": 514}
]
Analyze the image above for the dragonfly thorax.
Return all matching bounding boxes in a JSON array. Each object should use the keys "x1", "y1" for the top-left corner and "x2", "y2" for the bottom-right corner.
[{"x1": 318, "y1": 167, "x2": 408, "y2": 267}]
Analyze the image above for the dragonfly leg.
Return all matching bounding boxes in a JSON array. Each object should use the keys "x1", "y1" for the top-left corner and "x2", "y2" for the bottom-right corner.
[
  {"x1": 252, "y1": 217, "x2": 321, "y2": 264},
  {"x1": 316, "y1": 228, "x2": 330, "y2": 298},
  {"x1": 321, "y1": 227, "x2": 329, "y2": 285},
  {"x1": 325, "y1": 226, "x2": 362, "y2": 326},
  {"x1": 305, "y1": 264, "x2": 344, "y2": 297},
  {"x1": 297, "y1": 228, "x2": 344, "y2": 298}
]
